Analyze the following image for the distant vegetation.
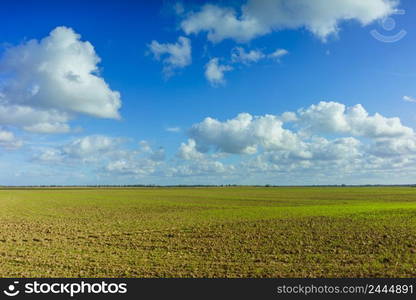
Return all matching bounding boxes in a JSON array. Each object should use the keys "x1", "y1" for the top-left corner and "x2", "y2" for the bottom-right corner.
[
  {"x1": 0, "y1": 187, "x2": 415, "y2": 277},
  {"x1": 1, "y1": 184, "x2": 415, "y2": 188}
]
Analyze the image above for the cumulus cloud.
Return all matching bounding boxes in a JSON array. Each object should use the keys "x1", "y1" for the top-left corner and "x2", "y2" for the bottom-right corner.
[
  {"x1": 138, "y1": 140, "x2": 166, "y2": 161},
  {"x1": 403, "y1": 96, "x2": 416, "y2": 103},
  {"x1": 29, "y1": 100, "x2": 416, "y2": 184},
  {"x1": 35, "y1": 135, "x2": 124, "y2": 164},
  {"x1": 369, "y1": 137, "x2": 416, "y2": 157},
  {"x1": 231, "y1": 47, "x2": 288, "y2": 65},
  {"x1": 62, "y1": 135, "x2": 121, "y2": 160},
  {"x1": 180, "y1": 0, "x2": 397, "y2": 42},
  {"x1": 304, "y1": 136, "x2": 362, "y2": 161},
  {"x1": 268, "y1": 48, "x2": 289, "y2": 61},
  {"x1": 189, "y1": 113, "x2": 300, "y2": 154},
  {"x1": 104, "y1": 142, "x2": 166, "y2": 176},
  {"x1": 0, "y1": 129, "x2": 22, "y2": 150},
  {"x1": 184, "y1": 101, "x2": 416, "y2": 180},
  {"x1": 35, "y1": 148, "x2": 64, "y2": 163},
  {"x1": 139, "y1": 140, "x2": 152, "y2": 153},
  {"x1": 0, "y1": 26, "x2": 121, "y2": 133},
  {"x1": 173, "y1": 139, "x2": 235, "y2": 177},
  {"x1": 166, "y1": 127, "x2": 181, "y2": 133},
  {"x1": 189, "y1": 100, "x2": 412, "y2": 151},
  {"x1": 204, "y1": 58, "x2": 233, "y2": 86},
  {"x1": 168, "y1": 159, "x2": 232, "y2": 177},
  {"x1": 105, "y1": 158, "x2": 161, "y2": 176},
  {"x1": 296, "y1": 101, "x2": 413, "y2": 138},
  {"x1": 178, "y1": 139, "x2": 204, "y2": 160},
  {"x1": 231, "y1": 47, "x2": 265, "y2": 64},
  {"x1": 148, "y1": 36, "x2": 191, "y2": 77},
  {"x1": 34, "y1": 136, "x2": 168, "y2": 179}
]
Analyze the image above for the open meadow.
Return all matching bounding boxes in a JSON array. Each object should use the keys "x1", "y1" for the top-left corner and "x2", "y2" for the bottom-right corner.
[{"x1": 0, "y1": 186, "x2": 415, "y2": 277}]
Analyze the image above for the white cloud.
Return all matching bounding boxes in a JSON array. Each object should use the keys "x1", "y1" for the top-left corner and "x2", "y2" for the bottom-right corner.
[
  {"x1": 139, "y1": 140, "x2": 152, "y2": 153},
  {"x1": 0, "y1": 105, "x2": 71, "y2": 134},
  {"x1": 369, "y1": 136, "x2": 416, "y2": 157},
  {"x1": 184, "y1": 101, "x2": 416, "y2": 178},
  {"x1": 105, "y1": 158, "x2": 160, "y2": 176},
  {"x1": 403, "y1": 95, "x2": 416, "y2": 103},
  {"x1": 35, "y1": 148, "x2": 64, "y2": 163},
  {"x1": 189, "y1": 113, "x2": 300, "y2": 154},
  {"x1": 166, "y1": 127, "x2": 181, "y2": 133},
  {"x1": 0, "y1": 129, "x2": 22, "y2": 150},
  {"x1": 34, "y1": 136, "x2": 167, "y2": 178},
  {"x1": 231, "y1": 47, "x2": 265, "y2": 64},
  {"x1": 27, "y1": 101, "x2": 416, "y2": 184},
  {"x1": 178, "y1": 139, "x2": 204, "y2": 160},
  {"x1": 168, "y1": 159, "x2": 232, "y2": 177},
  {"x1": 148, "y1": 36, "x2": 191, "y2": 77},
  {"x1": 280, "y1": 111, "x2": 298, "y2": 123},
  {"x1": 0, "y1": 26, "x2": 121, "y2": 133},
  {"x1": 138, "y1": 140, "x2": 166, "y2": 161},
  {"x1": 101, "y1": 139, "x2": 166, "y2": 177},
  {"x1": 62, "y1": 135, "x2": 121, "y2": 160},
  {"x1": 268, "y1": 48, "x2": 289, "y2": 61},
  {"x1": 181, "y1": 4, "x2": 266, "y2": 43},
  {"x1": 231, "y1": 47, "x2": 288, "y2": 65},
  {"x1": 35, "y1": 135, "x2": 123, "y2": 163},
  {"x1": 304, "y1": 136, "x2": 361, "y2": 161},
  {"x1": 181, "y1": 0, "x2": 397, "y2": 42},
  {"x1": 204, "y1": 58, "x2": 233, "y2": 86},
  {"x1": 296, "y1": 101, "x2": 413, "y2": 138}
]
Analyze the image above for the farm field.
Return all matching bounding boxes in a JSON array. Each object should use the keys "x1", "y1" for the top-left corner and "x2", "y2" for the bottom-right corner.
[{"x1": 0, "y1": 187, "x2": 415, "y2": 278}]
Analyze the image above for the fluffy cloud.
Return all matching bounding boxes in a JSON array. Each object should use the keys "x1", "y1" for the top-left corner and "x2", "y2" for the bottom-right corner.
[
  {"x1": 168, "y1": 159, "x2": 232, "y2": 177},
  {"x1": 0, "y1": 105, "x2": 71, "y2": 133},
  {"x1": 139, "y1": 140, "x2": 166, "y2": 162},
  {"x1": 166, "y1": 127, "x2": 181, "y2": 133},
  {"x1": 231, "y1": 47, "x2": 265, "y2": 64},
  {"x1": 62, "y1": 135, "x2": 121, "y2": 160},
  {"x1": 35, "y1": 148, "x2": 64, "y2": 163},
  {"x1": 303, "y1": 136, "x2": 362, "y2": 161},
  {"x1": 148, "y1": 36, "x2": 191, "y2": 77},
  {"x1": 187, "y1": 101, "x2": 414, "y2": 156},
  {"x1": 35, "y1": 136, "x2": 169, "y2": 179},
  {"x1": 204, "y1": 58, "x2": 233, "y2": 86},
  {"x1": 184, "y1": 101, "x2": 416, "y2": 180},
  {"x1": 403, "y1": 96, "x2": 416, "y2": 103},
  {"x1": 189, "y1": 113, "x2": 300, "y2": 154},
  {"x1": 0, "y1": 26, "x2": 121, "y2": 133},
  {"x1": 35, "y1": 135, "x2": 124, "y2": 164},
  {"x1": 29, "y1": 100, "x2": 416, "y2": 184},
  {"x1": 231, "y1": 47, "x2": 288, "y2": 65},
  {"x1": 181, "y1": 0, "x2": 397, "y2": 42},
  {"x1": 104, "y1": 147, "x2": 165, "y2": 176},
  {"x1": 296, "y1": 101, "x2": 413, "y2": 138},
  {"x1": 178, "y1": 139, "x2": 204, "y2": 160},
  {"x1": 105, "y1": 158, "x2": 161, "y2": 176},
  {"x1": 0, "y1": 129, "x2": 22, "y2": 150},
  {"x1": 268, "y1": 48, "x2": 289, "y2": 61},
  {"x1": 369, "y1": 136, "x2": 416, "y2": 157}
]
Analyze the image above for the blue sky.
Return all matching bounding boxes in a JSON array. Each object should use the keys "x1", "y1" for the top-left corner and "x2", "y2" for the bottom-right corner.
[{"x1": 0, "y1": 0, "x2": 415, "y2": 185}]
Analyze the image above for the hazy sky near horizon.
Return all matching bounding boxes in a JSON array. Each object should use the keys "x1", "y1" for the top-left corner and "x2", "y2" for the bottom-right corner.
[{"x1": 0, "y1": 0, "x2": 416, "y2": 185}]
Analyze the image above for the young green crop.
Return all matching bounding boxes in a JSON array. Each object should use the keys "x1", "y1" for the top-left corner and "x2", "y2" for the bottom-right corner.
[{"x1": 0, "y1": 187, "x2": 415, "y2": 277}]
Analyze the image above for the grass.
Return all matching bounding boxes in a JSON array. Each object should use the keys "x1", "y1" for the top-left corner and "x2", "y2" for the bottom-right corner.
[{"x1": 0, "y1": 186, "x2": 415, "y2": 277}]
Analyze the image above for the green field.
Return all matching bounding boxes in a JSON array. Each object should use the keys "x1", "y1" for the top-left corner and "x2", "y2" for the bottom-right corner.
[{"x1": 0, "y1": 187, "x2": 415, "y2": 277}]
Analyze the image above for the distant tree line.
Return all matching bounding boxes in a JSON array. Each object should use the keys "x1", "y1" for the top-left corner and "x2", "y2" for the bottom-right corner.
[{"x1": 0, "y1": 184, "x2": 415, "y2": 189}]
